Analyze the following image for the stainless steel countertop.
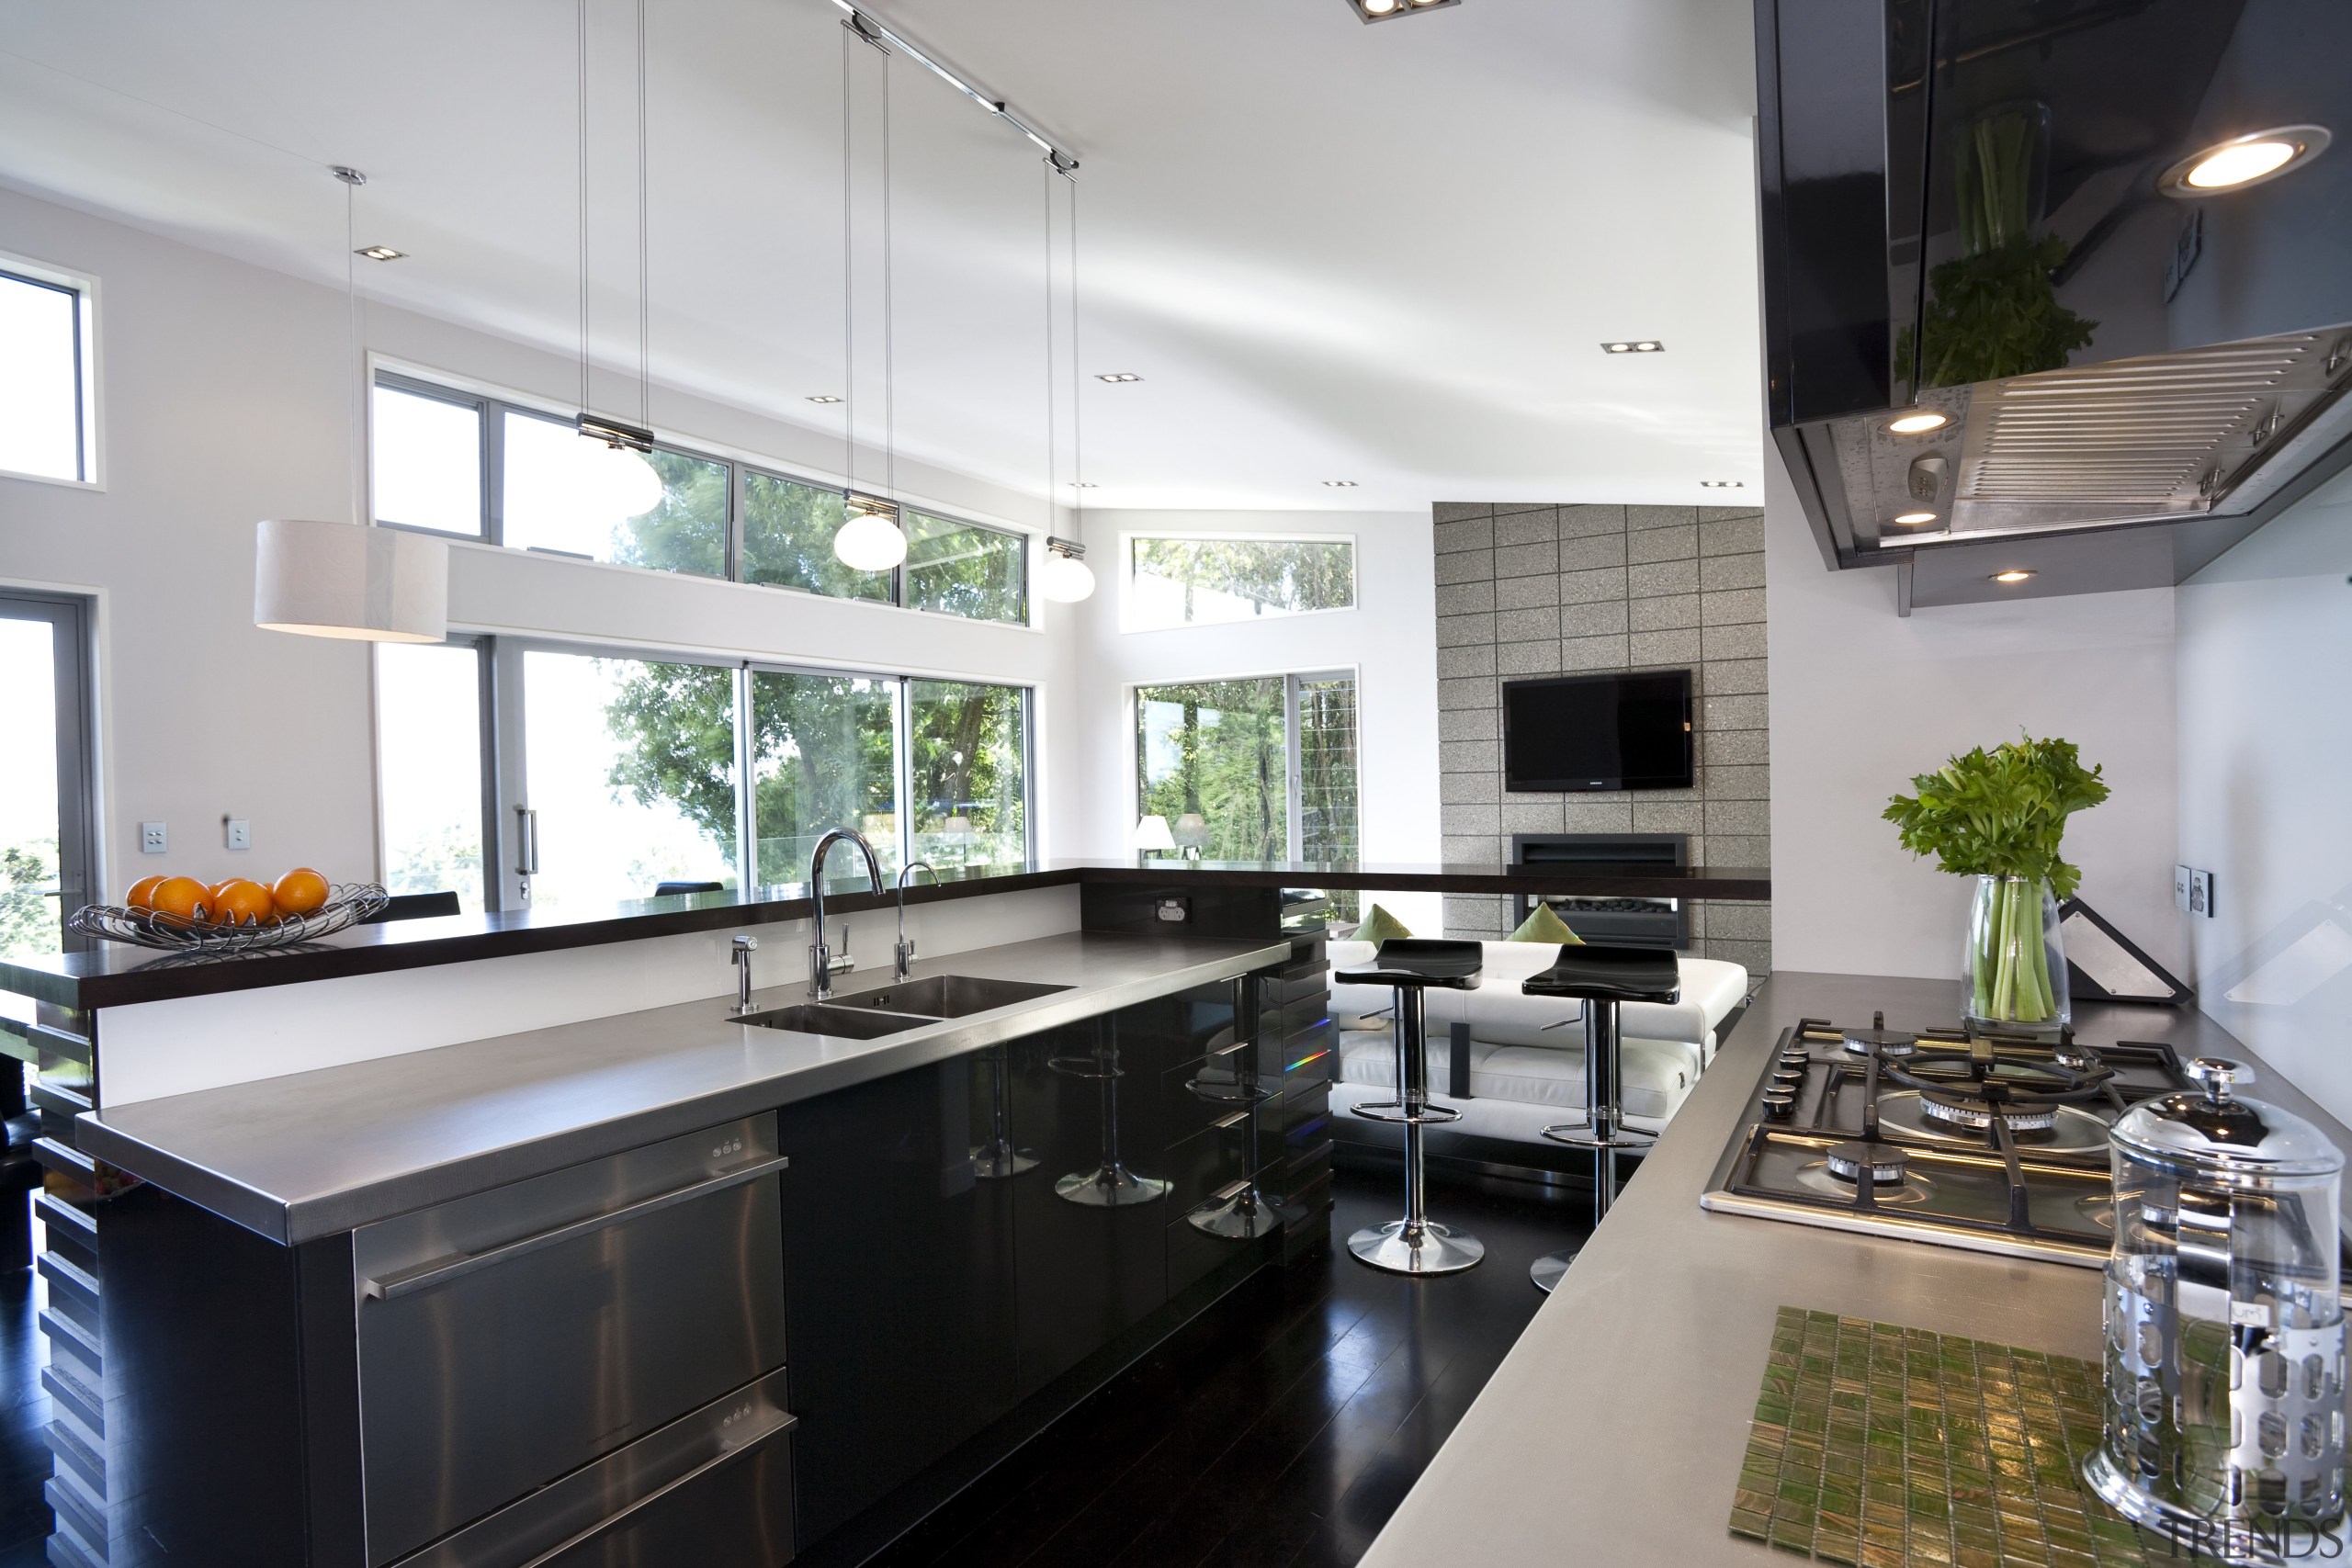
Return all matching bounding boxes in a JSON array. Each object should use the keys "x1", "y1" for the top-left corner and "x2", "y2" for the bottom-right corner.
[
  {"x1": 78, "y1": 931, "x2": 1287, "y2": 1245},
  {"x1": 1358, "y1": 972, "x2": 2320, "y2": 1568}
]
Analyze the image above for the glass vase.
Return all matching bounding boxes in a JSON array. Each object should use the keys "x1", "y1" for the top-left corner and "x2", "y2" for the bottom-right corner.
[{"x1": 1962, "y1": 874, "x2": 2069, "y2": 1036}]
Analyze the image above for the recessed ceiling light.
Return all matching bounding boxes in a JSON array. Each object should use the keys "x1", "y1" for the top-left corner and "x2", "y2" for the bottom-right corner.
[
  {"x1": 1072, "y1": 481, "x2": 1099, "y2": 489},
  {"x1": 1700, "y1": 480, "x2": 1744, "y2": 490},
  {"x1": 1887, "y1": 411, "x2": 1949, "y2": 434},
  {"x1": 2160, "y1": 125, "x2": 2332, "y2": 197},
  {"x1": 1324, "y1": 479, "x2": 1359, "y2": 488},
  {"x1": 1990, "y1": 569, "x2": 2036, "y2": 583},
  {"x1": 355, "y1": 246, "x2": 405, "y2": 262},
  {"x1": 1894, "y1": 510, "x2": 1937, "y2": 525},
  {"x1": 1096, "y1": 372, "x2": 1143, "y2": 383},
  {"x1": 1600, "y1": 340, "x2": 1665, "y2": 355},
  {"x1": 1347, "y1": 0, "x2": 1459, "y2": 20},
  {"x1": 807, "y1": 394, "x2": 843, "y2": 404}
]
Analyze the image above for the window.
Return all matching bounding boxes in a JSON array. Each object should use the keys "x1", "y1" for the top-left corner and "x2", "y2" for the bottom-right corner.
[
  {"x1": 1135, "y1": 671, "x2": 1359, "y2": 883},
  {"x1": 1125, "y1": 536, "x2": 1355, "y2": 631},
  {"x1": 371, "y1": 370, "x2": 1031, "y2": 622},
  {"x1": 0, "y1": 265, "x2": 96, "y2": 484},
  {"x1": 750, "y1": 670, "x2": 900, "y2": 887},
  {"x1": 376, "y1": 641, "x2": 489, "y2": 911},
  {"x1": 910, "y1": 681, "x2": 1028, "y2": 871}
]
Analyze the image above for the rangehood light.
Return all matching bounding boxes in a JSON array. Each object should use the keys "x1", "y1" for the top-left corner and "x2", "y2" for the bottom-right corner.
[
  {"x1": 1894, "y1": 511, "x2": 1937, "y2": 525},
  {"x1": 2161, "y1": 126, "x2": 2332, "y2": 197},
  {"x1": 1990, "y1": 570, "x2": 2036, "y2": 584},
  {"x1": 1887, "y1": 411, "x2": 1949, "y2": 434}
]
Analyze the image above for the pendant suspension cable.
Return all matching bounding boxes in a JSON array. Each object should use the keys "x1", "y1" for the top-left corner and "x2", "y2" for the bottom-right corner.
[
  {"x1": 339, "y1": 166, "x2": 364, "y2": 527},
  {"x1": 841, "y1": 22, "x2": 855, "y2": 497},
  {"x1": 1069, "y1": 174, "x2": 1084, "y2": 510},
  {"x1": 1042, "y1": 160, "x2": 1055, "y2": 528},
  {"x1": 881, "y1": 48, "x2": 895, "y2": 506},
  {"x1": 577, "y1": 0, "x2": 590, "y2": 417},
  {"x1": 635, "y1": 0, "x2": 650, "y2": 431}
]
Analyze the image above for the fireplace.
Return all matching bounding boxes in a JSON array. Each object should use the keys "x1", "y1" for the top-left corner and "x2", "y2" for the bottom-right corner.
[{"x1": 1510, "y1": 833, "x2": 1689, "y2": 949}]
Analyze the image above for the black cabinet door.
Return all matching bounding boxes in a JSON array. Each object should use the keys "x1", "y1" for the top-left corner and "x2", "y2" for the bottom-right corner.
[
  {"x1": 775, "y1": 1055, "x2": 1016, "y2": 1545},
  {"x1": 1008, "y1": 1016, "x2": 1171, "y2": 1395}
]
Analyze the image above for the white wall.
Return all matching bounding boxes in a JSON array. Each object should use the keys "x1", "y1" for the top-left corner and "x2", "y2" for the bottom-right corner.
[
  {"x1": 1067, "y1": 508, "x2": 1444, "y2": 931},
  {"x1": 2174, "y1": 468, "x2": 2352, "y2": 1127},
  {"x1": 0, "y1": 184, "x2": 1091, "y2": 897},
  {"x1": 1764, "y1": 447, "x2": 2184, "y2": 978}
]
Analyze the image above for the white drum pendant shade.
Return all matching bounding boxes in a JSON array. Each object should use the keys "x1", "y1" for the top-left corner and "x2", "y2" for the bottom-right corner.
[{"x1": 254, "y1": 518, "x2": 448, "y2": 643}]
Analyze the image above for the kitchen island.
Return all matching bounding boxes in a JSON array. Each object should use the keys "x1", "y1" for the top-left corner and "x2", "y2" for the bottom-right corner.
[{"x1": 1356, "y1": 972, "x2": 2352, "y2": 1567}]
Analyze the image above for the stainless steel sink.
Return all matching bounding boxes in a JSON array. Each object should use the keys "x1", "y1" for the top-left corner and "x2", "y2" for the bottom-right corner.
[
  {"x1": 828, "y1": 975, "x2": 1072, "y2": 1020},
  {"x1": 735, "y1": 1003, "x2": 940, "y2": 1040}
]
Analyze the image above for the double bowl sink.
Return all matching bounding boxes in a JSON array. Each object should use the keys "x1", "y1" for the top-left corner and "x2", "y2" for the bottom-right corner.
[{"x1": 736, "y1": 974, "x2": 1072, "y2": 1041}]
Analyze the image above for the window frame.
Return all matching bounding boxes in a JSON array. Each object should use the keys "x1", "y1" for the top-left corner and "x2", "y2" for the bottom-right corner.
[
  {"x1": 0, "y1": 254, "x2": 101, "y2": 490},
  {"x1": 372, "y1": 367, "x2": 1034, "y2": 626},
  {"x1": 1127, "y1": 666, "x2": 1359, "y2": 865},
  {"x1": 1116, "y1": 531, "x2": 1359, "y2": 635}
]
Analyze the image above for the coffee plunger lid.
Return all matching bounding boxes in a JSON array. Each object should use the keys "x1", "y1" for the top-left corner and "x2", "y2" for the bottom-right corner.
[{"x1": 2112, "y1": 1058, "x2": 2345, "y2": 1177}]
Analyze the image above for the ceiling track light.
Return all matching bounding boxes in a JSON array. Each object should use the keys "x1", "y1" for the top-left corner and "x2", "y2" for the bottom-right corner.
[
  {"x1": 1096, "y1": 372, "x2": 1143, "y2": 383},
  {"x1": 830, "y1": 0, "x2": 1078, "y2": 172},
  {"x1": 2159, "y1": 125, "x2": 2332, "y2": 197},
  {"x1": 1600, "y1": 340, "x2": 1665, "y2": 355},
  {"x1": 1349, "y1": 0, "x2": 1462, "y2": 21}
]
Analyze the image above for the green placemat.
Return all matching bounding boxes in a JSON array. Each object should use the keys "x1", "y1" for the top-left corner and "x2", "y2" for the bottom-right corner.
[{"x1": 1729, "y1": 1306, "x2": 2153, "y2": 1568}]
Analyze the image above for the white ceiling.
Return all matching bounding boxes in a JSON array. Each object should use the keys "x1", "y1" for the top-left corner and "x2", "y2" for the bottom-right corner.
[{"x1": 0, "y1": 0, "x2": 1764, "y2": 513}]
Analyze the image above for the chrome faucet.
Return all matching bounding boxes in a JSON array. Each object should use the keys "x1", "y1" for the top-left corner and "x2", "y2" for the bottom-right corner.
[
  {"x1": 731, "y1": 933, "x2": 759, "y2": 1014},
  {"x1": 808, "y1": 827, "x2": 885, "y2": 1001},
  {"x1": 895, "y1": 861, "x2": 938, "y2": 981}
]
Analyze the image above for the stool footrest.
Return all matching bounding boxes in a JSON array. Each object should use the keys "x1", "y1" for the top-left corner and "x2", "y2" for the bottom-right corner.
[
  {"x1": 1538, "y1": 1122, "x2": 1657, "y2": 1151},
  {"x1": 1351, "y1": 1100, "x2": 1463, "y2": 1127}
]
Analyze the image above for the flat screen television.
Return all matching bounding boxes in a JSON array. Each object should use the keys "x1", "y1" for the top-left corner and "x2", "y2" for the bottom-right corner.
[{"x1": 1501, "y1": 671, "x2": 1693, "y2": 793}]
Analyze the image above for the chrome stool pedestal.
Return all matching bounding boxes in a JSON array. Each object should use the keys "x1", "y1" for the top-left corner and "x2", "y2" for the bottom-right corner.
[
  {"x1": 970, "y1": 1043, "x2": 1037, "y2": 1179},
  {"x1": 1340, "y1": 940, "x2": 1487, "y2": 1276},
  {"x1": 1523, "y1": 943, "x2": 1680, "y2": 1294},
  {"x1": 1186, "y1": 977, "x2": 1280, "y2": 1241},
  {"x1": 1051, "y1": 1025, "x2": 1170, "y2": 1208}
]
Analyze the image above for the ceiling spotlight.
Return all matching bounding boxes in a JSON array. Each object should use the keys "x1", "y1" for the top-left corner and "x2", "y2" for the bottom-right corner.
[
  {"x1": 1324, "y1": 479, "x2": 1359, "y2": 488},
  {"x1": 1700, "y1": 480, "x2": 1744, "y2": 490},
  {"x1": 1894, "y1": 510, "x2": 1938, "y2": 525},
  {"x1": 807, "y1": 394, "x2": 843, "y2": 404},
  {"x1": 1347, "y1": 0, "x2": 1459, "y2": 19},
  {"x1": 1096, "y1": 372, "x2": 1143, "y2": 383},
  {"x1": 1601, "y1": 341, "x2": 1665, "y2": 355},
  {"x1": 1072, "y1": 481, "x2": 1099, "y2": 489},
  {"x1": 1887, "y1": 411, "x2": 1949, "y2": 434},
  {"x1": 2160, "y1": 125, "x2": 2332, "y2": 197},
  {"x1": 1989, "y1": 569, "x2": 2036, "y2": 584},
  {"x1": 355, "y1": 245, "x2": 405, "y2": 262}
]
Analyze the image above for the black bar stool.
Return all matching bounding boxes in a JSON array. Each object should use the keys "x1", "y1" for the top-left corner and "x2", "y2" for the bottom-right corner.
[
  {"x1": 1339, "y1": 939, "x2": 1486, "y2": 1276},
  {"x1": 1523, "y1": 942, "x2": 1679, "y2": 1294},
  {"x1": 1186, "y1": 976, "x2": 1278, "y2": 1240}
]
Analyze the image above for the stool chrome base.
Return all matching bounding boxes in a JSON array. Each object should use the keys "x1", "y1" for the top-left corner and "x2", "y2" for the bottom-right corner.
[
  {"x1": 1055, "y1": 1163, "x2": 1170, "y2": 1207},
  {"x1": 970, "y1": 1142, "x2": 1039, "y2": 1179},
  {"x1": 1529, "y1": 1248, "x2": 1575, "y2": 1294},
  {"x1": 1348, "y1": 1218, "x2": 1485, "y2": 1276},
  {"x1": 1188, "y1": 1186, "x2": 1279, "y2": 1240}
]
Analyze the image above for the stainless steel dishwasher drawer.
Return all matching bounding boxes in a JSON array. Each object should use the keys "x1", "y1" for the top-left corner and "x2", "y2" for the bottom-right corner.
[
  {"x1": 354, "y1": 1114, "x2": 788, "y2": 1567},
  {"x1": 392, "y1": 1368, "x2": 796, "y2": 1568}
]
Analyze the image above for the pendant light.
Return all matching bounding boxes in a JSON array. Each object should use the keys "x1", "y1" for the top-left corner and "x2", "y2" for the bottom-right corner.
[
  {"x1": 1037, "y1": 154, "x2": 1096, "y2": 603},
  {"x1": 254, "y1": 165, "x2": 448, "y2": 643},
  {"x1": 833, "y1": 18, "x2": 908, "y2": 572},
  {"x1": 571, "y1": 0, "x2": 664, "y2": 521}
]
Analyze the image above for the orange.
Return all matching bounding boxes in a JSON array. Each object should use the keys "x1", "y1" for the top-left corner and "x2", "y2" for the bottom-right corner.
[
  {"x1": 272, "y1": 867, "x2": 331, "y2": 919},
  {"x1": 211, "y1": 879, "x2": 277, "y2": 927},
  {"x1": 148, "y1": 876, "x2": 210, "y2": 921},
  {"x1": 125, "y1": 875, "x2": 166, "y2": 908}
]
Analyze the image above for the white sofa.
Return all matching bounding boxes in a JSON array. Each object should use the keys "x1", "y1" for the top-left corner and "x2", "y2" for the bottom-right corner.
[{"x1": 1325, "y1": 939, "x2": 1750, "y2": 1147}]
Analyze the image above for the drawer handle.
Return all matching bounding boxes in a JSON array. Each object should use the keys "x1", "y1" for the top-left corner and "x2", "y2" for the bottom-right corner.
[
  {"x1": 363, "y1": 1155, "x2": 792, "y2": 1302},
  {"x1": 514, "y1": 1406, "x2": 797, "y2": 1568}
]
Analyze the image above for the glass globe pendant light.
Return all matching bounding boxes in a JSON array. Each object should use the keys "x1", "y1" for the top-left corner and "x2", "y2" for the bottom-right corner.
[
  {"x1": 834, "y1": 495, "x2": 909, "y2": 570},
  {"x1": 1039, "y1": 536, "x2": 1094, "y2": 602}
]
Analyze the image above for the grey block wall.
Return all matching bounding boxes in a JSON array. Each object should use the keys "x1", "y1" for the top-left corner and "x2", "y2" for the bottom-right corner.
[{"x1": 1430, "y1": 502, "x2": 1770, "y2": 976}]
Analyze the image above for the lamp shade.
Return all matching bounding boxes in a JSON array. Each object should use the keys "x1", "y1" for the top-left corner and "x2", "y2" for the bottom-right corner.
[
  {"x1": 1171, "y1": 811, "x2": 1208, "y2": 848},
  {"x1": 1039, "y1": 550, "x2": 1096, "y2": 603},
  {"x1": 1133, "y1": 815, "x2": 1176, "y2": 852},
  {"x1": 834, "y1": 508, "x2": 909, "y2": 571},
  {"x1": 574, "y1": 436, "x2": 665, "y2": 519},
  {"x1": 254, "y1": 518, "x2": 447, "y2": 643}
]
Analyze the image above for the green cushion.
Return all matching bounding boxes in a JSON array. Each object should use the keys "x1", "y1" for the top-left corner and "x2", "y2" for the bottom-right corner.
[
  {"x1": 1509, "y1": 902, "x2": 1584, "y2": 944},
  {"x1": 1353, "y1": 902, "x2": 1414, "y2": 944}
]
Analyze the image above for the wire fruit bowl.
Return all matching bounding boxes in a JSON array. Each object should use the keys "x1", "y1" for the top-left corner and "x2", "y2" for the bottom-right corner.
[{"x1": 68, "y1": 884, "x2": 390, "y2": 953}]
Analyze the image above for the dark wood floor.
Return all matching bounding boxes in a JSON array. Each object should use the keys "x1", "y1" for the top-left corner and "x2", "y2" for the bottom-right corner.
[
  {"x1": 0, "y1": 1172, "x2": 1582, "y2": 1568},
  {"x1": 861, "y1": 1167, "x2": 1583, "y2": 1568}
]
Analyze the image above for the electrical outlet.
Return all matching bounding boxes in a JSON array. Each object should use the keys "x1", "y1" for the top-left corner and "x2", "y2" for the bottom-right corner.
[
  {"x1": 225, "y1": 818, "x2": 252, "y2": 852},
  {"x1": 1156, "y1": 897, "x2": 1191, "y2": 923},
  {"x1": 140, "y1": 821, "x2": 167, "y2": 855},
  {"x1": 2189, "y1": 869, "x2": 2215, "y2": 919},
  {"x1": 2175, "y1": 864, "x2": 2194, "y2": 913}
]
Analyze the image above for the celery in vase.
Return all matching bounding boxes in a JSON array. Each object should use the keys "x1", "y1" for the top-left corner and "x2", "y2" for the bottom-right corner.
[{"x1": 1962, "y1": 873, "x2": 2069, "y2": 1036}]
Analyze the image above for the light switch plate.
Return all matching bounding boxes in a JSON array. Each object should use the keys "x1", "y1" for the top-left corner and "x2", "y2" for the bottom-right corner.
[
  {"x1": 140, "y1": 821, "x2": 167, "y2": 855},
  {"x1": 225, "y1": 818, "x2": 252, "y2": 851},
  {"x1": 2174, "y1": 864, "x2": 2193, "y2": 913}
]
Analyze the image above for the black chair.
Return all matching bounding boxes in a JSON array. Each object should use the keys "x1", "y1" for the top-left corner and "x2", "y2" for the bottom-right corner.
[
  {"x1": 360, "y1": 890, "x2": 462, "y2": 924},
  {"x1": 1337, "y1": 939, "x2": 1486, "y2": 1276},
  {"x1": 1521, "y1": 943, "x2": 1679, "y2": 1294},
  {"x1": 654, "y1": 880, "x2": 726, "y2": 897},
  {"x1": 0, "y1": 1064, "x2": 40, "y2": 1270}
]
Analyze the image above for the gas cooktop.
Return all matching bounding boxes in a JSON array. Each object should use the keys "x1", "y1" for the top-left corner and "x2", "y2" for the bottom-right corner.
[{"x1": 1699, "y1": 1013, "x2": 2191, "y2": 1268}]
